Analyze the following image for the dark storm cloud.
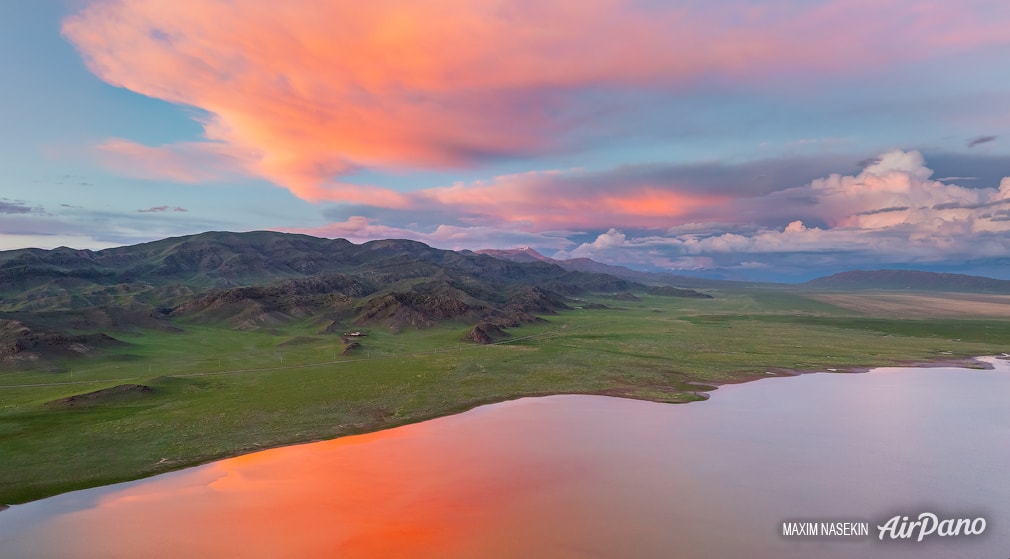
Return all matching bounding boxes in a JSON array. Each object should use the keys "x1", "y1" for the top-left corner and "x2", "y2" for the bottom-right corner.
[
  {"x1": 0, "y1": 199, "x2": 42, "y2": 214},
  {"x1": 967, "y1": 135, "x2": 996, "y2": 148},
  {"x1": 855, "y1": 206, "x2": 911, "y2": 216},
  {"x1": 137, "y1": 206, "x2": 189, "y2": 213}
]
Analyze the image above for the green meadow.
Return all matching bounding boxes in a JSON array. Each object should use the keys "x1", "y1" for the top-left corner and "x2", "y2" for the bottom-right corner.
[{"x1": 2, "y1": 287, "x2": 1008, "y2": 504}]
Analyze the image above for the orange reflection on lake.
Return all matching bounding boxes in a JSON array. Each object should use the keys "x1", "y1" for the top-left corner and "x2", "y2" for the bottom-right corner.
[
  {"x1": 3, "y1": 360, "x2": 1010, "y2": 558},
  {"x1": 7, "y1": 399, "x2": 625, "y2": 558}
]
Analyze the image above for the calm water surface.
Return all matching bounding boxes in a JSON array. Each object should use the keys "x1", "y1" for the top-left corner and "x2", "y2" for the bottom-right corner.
[{"x1": 2, "y1": 358, "x2": 1009, "y2": 558}]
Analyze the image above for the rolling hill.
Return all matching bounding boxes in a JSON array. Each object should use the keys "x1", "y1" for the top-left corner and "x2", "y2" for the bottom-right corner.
[{"x1": 0, "y1": 231, "x2": 649, "y2": 364}]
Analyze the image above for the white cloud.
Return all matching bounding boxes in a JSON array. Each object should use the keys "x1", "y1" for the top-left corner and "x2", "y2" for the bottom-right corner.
[
  {"x1": 561, "y1": 150, "x2": 1010, "y2": 275},
  {"x1": 572, "y1": 229, "x2": 626, "y2": 256}
]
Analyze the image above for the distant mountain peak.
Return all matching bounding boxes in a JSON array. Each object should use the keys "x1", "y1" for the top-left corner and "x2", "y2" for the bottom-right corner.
[{"x1": 475, "y1": 247, "x2": 552, "y2": 263}]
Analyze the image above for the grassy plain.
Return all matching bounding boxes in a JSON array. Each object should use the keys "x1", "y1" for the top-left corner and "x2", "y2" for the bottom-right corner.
[
  {"x1": 2, "y1": 286, "x2": 1009, "y2": 504},
  {"x1": 808, "y1": 291, "x2": 1010, "y2": 317}
]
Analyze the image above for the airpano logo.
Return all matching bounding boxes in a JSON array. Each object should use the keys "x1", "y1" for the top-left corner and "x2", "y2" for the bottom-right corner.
[
  {"x1": 781, "y1": 511, "x2": 988, "y2": 543},
  {"x1": 876, "y1": 512, "x2": 986, "y2": 542}
]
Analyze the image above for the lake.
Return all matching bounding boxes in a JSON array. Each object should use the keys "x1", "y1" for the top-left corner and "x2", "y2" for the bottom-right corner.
[{"x1": 2, "y1": 358, "x2": 1008, "y2": 558}]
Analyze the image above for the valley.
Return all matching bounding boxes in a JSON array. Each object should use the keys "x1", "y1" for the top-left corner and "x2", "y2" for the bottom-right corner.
[{"x1": 2, "y1": 232, "x2": 1009, "y2": 505}]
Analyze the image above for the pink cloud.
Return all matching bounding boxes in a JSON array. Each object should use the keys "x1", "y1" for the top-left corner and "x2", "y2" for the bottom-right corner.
[
  {"x1": 794, "y1": 150, "x2": 993, "y2": 228},
  {"x1": 563, "y1": 151, "x2": 1010, "y2": 270},
  {"x1": 62, "y1": 0, "x2": 1009, "y2": 203},
  {"x1": 285, "y1": 216, "x2": 574, "y2": 251},
  {"x1": 289, "y1": 216, "x2": 419, "y2": 243},
  {"x1": 412, "y1": 170, "x2": 730, "y2": 229},
  {"x1": 301, "y1": 150, "x2": 1010, "y2": 244},
  {"x1": 96, "y1": 138, "x2": 255, "y2": 183}
]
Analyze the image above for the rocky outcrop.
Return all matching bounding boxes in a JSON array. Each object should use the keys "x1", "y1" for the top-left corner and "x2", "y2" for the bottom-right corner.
[{"x1": 461, "y1": 322, "x2": 509, "y2": 344}]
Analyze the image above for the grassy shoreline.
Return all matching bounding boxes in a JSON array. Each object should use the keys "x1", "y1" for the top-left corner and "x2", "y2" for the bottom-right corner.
[{"x1": 3, "y1": 288, "x2": 1009, "y2": 505}]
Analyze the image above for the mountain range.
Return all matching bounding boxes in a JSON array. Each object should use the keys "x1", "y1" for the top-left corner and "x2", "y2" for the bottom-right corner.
[
  {"x1": 0, "y1": 231, "x2": 711, "y2": 367},
  {"x1": 802, "y1": 269, "x2": 1010, "y2": 292},
  {"x1": 5, "y1": 231, "x2": 1009, "y2": 368}
]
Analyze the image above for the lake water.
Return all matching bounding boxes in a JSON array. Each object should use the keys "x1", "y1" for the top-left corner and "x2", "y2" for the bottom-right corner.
[{"x1": 2, "y1": 358, "x2": 1009, "y2": 558}]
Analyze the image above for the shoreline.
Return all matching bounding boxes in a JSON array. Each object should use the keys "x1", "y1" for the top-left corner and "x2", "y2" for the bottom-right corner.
[
  {"x1": 608, "y1": 353, "x2": 1004, "y2": 404},
  {"x1": 5, "y1": 352, "x2": 1006, "y2": 509},
  {"x1": 709, "y1": 353, "x2": 999, "y2": 384}
]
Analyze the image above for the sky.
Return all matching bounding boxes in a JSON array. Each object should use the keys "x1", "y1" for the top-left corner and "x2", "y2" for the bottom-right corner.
[{"x1": 1, "y1": 0, "x2": 1009, "y2": 281}]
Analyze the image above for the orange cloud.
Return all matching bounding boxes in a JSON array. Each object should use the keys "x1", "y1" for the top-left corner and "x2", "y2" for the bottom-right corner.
[
  {"x1": 62, "y1": 1, "x2": 1009, "y2": 205},
  {"x1": 415, "y1": 171, "x2": 729, "y2": 229}
]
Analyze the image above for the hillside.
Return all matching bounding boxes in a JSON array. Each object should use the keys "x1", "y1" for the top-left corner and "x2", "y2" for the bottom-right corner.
[
  {"x1": 0, "y1": 318, "x2": 124, "y2": 366},
  {"x1": 0, "y1": 233, "x2": 638, "y2": 311},
  {"x1": 803, "y1": 270, "x2": 1010, "y2": 293},
  {"x1": 0, "y1": 231, "x2": 645, "y2": 363},
  {"x1": 472, "y1": 247, "x2": 552, "y2": 264}
]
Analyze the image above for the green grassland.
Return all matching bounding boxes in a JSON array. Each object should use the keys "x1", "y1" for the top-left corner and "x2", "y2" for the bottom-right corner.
[{"x1": 2, "y1": 287, "x2": 1009, "y2": 504}]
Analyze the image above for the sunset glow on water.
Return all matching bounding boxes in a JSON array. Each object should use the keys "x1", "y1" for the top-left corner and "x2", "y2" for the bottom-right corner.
[{"x1": 3, "y1": 361, "x2": 1009, "y2": 558}]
